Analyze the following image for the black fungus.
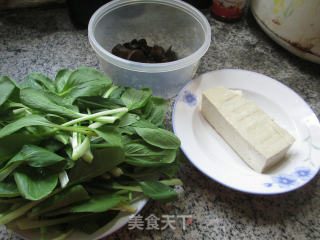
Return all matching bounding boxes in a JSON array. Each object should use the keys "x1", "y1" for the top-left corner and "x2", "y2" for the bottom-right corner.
[{"x1": 111, "y1": 39, "x2": 178, "y2": 63}]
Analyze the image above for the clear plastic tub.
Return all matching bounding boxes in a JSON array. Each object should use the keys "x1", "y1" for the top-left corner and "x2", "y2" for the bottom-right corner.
[{"x1": 88, "y1": 0, "x2": 211, "y2": 98}]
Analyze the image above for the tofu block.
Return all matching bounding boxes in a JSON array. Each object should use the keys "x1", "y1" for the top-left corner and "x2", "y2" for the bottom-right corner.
[{"x1": 201, "y1": 86, "x2": 295, "y2": 173}]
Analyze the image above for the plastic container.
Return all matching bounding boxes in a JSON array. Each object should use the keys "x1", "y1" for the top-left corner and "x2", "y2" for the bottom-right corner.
[{"x1": 88, "y1": 0, "x2": 211, "y2": 98}]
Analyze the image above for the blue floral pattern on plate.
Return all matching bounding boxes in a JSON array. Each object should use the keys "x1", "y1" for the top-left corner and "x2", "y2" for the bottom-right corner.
[
  {"x1": 183, "y1": 91, "x2": 197, "y2": 107},
  {"x1": 263, "y1": 132, "x2": 319, "y2": 190},
  {"x1": 272, "y1": 174, "x2": 298, "y2": 188},
  {"x1": 264, "y1": 172, "x2": 301, "y2": 189},
  {"x1": 263, "y1": 167, "x2": 314, "y2": 189},
  {"x1": 294, "y1": 166, "x2": 312, "y2": 180}
]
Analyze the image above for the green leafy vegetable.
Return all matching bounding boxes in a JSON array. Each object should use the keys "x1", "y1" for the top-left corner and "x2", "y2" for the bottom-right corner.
[
  {"x1": 21, "y1": 73, "x2": 55, "y2": 92},
  {"x1": 29, "y1": 185, "x2": 89, "y2": 217},
  {"x1": 118, "y1": 113, "x2": 140, "y2": 127},
  {"x1": 70, "y1": 193, "x2": 126, "y2": 213},
  {"x1": 0, "y1": 76, "x2": 19, "y2": 106},
  {"x1": 54, "y1": 69, "x2": 73, "y2": 93},
  {"x1": 16, "y1": 214, "x2": 89, "y2": 230},
  {"x1": 0, "y1": 144, "x2": 65, "y2": 181},
  {"x1": 124, "y1": 142, "x2": 177, "y2": 166},
  {"x1": 20, "y1": 88, "x2": 82, "y2": 119},
  {"x1": 69, "y1": 146, "x2": 125, "y2": 184},
  {"x1": 0, "y1": 180, "x2": 20, "y2": 197},
  {"x1": 14, "y1": 167, "x2": 59, "y2": 200},
  {"x1": 57, "y1": 66, "x2": 112, "y2": 102},
  {"x1": 0, "y1": 67, "x2": 182, "y2": 236},
  {"x1": 0, "y1": 115, "x2": 53, "y2": 138},
  {"x1": 93, "y1": 126, "x2": 122, "y2": 146},
  {"x1": 140, "y1": 181, "x2": 178, "y2": 201},
  {"x1": 0, "y1": 133, "x2": 41, "y2": 165},
  {"x1": 121, "y1": 88, "x2": 152, "y2": 110},
  {"x1": 142, "y1": 96, "x2": 168, "y2": 127},
  {"x1": 76, "y1": 96, "x2": 123, "y2": 111},
  {"x1": 10, "y1": 144, "x2": 64, "y2": 167},
  {"x1": 134, "y1": 127, "x2": 181, "y2": 149}
]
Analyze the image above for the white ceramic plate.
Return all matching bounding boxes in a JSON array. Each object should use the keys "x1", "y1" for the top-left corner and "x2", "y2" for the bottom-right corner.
[
  {"x1": 11, "y1": 196, "x2": 148, "y2": 240},
  {"x1": 251, "y1": 6, "x2": 320, "y2": 65},
  {"x1": 173, "y1": 69, "x2": 320, "y2": 194}
]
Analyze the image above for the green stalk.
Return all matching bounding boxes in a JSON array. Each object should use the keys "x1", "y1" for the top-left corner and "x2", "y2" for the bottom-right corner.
[
  {"x1": 12, "y1": 108, "x2": 27, "y2": 115},
  {"x1": 0, "y1": 162, "x2": 22, "y2": 181},
  {"x1": 94, "y1": 116, "x2": 117, "y2": 123},
  {"x1": 91, "y1": 143, "x2": 113, "y2": 148},
  {"x1": 71, "y1": 131, "x2": 78, "y2": 149},
  {"x1": 72, "y1": 137, "x2": 90, "y2": 161},
  {"x1": 103, "y1": 85, "x2": 119, "y2": 98},
  {"x1": 159, "y1": 178, "x2": 183, "y2": 186},
  {"x1": 52, "y1": 125, "x2": 93, "y2": 135},
  {"x1": 53, "y1": 133, "x2": 69, "y2": 145},
  {"x1": 82, "y1": 149, "x2": 93, "y2": 163},
  {"x1": 0, "y1": 200, "x2": 41, "y2": 226},
  {"x1": 110, "y1": 167, "x2": 123, "y2": 177},
  {"x1": 41, "y1": 207, "x2": 70, "y2": 218},
  {"x1": 87, "y1": 108, "x2": 93, "y2": 125},
  {"x1": 40, "y1": 226, "x2": 47, "y2": 240},
  {"x1": 102, "y1": 173, "x2": 111, "y2": 180},
  {"x1": 52, "y1": 229, "x2": 74, "y2": 240},
  {"x1": 110, "y1": 179, "x2": 183, "y2": 193},
  {"x1": 58, "y1": 170, "x2": 69, "y2": 188},
  {"x1": 0, "y1": 198, "x2": 26, "y2": 204},
  {"x1": 62, "y1": 107, "x2": 128, "y2": 127},
  {"x1": 71, "y1": 131, "x2": 94, "y2": 162},
  {"x1": 111, "y1": 185, "x2": 142, "y2": 192},
  {"x1": 42, "y1": 108, "x2": 127, "y2": 137},
  {"x1": 0, "y1": 188, "x2": 63, "y2": 227},
  {"x1": 6, "y1": 102, "x2": 27, "y2": 109},
  {"x1": 129, "y1": 191, "x2": 133, "y2": 200},
  {"x1": 0, "y1": 202, "x2": 25, "y2": 219},
  {"x1": 114, "y1": 189, "x2": 129, "y2": 195},
  {"x1": 88, "y1": 122, "x2": 104, "y2": 129},
  {"x1": 42, "y1": 125, "x2": 95, "y2": 137},
  {"x1": 110, "y1": 203, "x2": 136, "y2": 213},
  {"x1": 123, "y1": 170, "x2": 159, "y2": 178},
  {"x1": 77, "y1": 130, "x2": 81, "y2": 146},
  {"x1": 16, "y1": 214, "x2": 90, "y2": 230}
]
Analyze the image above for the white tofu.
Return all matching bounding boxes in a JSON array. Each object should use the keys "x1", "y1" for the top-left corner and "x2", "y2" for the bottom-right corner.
[{"x1": 201, "y1": 86, "x2": 295, "y2": 173}]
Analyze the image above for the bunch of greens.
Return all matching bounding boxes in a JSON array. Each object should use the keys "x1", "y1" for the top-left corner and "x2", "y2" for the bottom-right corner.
[{"x1": 0, "y1": 67, "x2": 182, "y2": 239}]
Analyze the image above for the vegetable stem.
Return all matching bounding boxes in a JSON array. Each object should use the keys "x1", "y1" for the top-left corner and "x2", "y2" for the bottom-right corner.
[
  {"x1": 110, "y1": 179, "x2": 183, "y2": 193},
  {"x1": 42, "y1": 125, "x2": 95, "y2": 137},
  {"x1": 103, "y1": 86, "x2": 119, "y2": 98},
  {"x1": 16, "y1": 214, "x2": 90, "y2": 230},
  {"x1": 91, "y1": 143, "x2": 113, "y2": 148},
  {"x1": 110, "y1": 167, "x2": 123, "y2": 177},
  {"x1": 159, "y1": 179, "x2": 183, "y2": 186},
  {"x1": 0, "y1": 200, "x2": 41, "y2": 226},
  {"x1": 82, "y1": 149, "x2": 93, "y2": 163},
  {"x1": 12, "y1": 108, "x2": 27, "y2": 115},
  {"x1": 0, "y1": 162, "x2": 22, "y2": 181},
  {"x1": 0, "y1": 188, "x2": 63, "y2": 227},
  {"x1": 88, "y1": 122, "x2": 104, "y2": 129},
  {"x1": 72, "y1": 137, "x2": 90, "y2": 161},
  {"x1": 58, "y1": 170, "x2": 69, "y2": 188},
  {"x1": 52, "y1": 229, "x2": 74, "y2": 240},
  {"x1": 94, "y1": 116, "x2": 117, "y2": 123},
  {"x1": 111, "y1": 203, "x2": 136, "y2": 213},
  {"x1": 62, "y1": 108, "x2": 128, "y2": 127}
]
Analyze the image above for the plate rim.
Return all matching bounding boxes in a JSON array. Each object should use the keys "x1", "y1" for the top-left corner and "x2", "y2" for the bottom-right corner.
[{"x1": 172, "y1": 68, "x2": 320, "y2": 195}]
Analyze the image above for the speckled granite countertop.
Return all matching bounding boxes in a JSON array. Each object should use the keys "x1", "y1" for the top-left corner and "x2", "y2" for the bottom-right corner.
[{"x1": 1, "y1": 4, "x2": 320, "y2": 240}]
